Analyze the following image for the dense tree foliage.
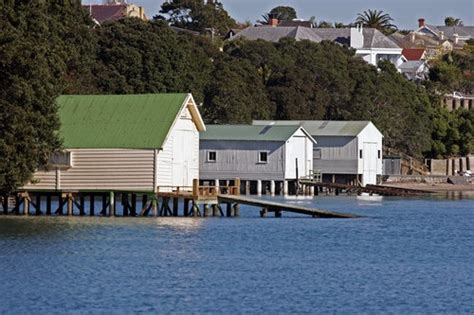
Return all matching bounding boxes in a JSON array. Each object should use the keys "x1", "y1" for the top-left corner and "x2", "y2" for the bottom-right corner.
[
  {"x1": 444, "y1": 17, "x2": 463, "y2": 26},
  {"x1": 158, "y1": 0, "x2": 236, "y2": 36},
  {"x1": 269, "y1": 6, "x2": 297, "y2": 21},
  {"x1": 0, "y1": 1, "x2": 90, "y2": 192},
  {"x1": 92, "y1": 19, "x2": 215, "y2": 103}
]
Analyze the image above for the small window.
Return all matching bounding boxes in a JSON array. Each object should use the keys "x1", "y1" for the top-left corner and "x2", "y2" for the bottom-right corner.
[
  {"x1": 359, "y1": 149, "x2": 363, "y2": 159},
  {"x1": 258, "y1": 151, "x2": 268, "y2": 163},
  {"x1": 314, "y1": 148, "x2": 322, "y2": 159},
  {"x1": 378, "y1": 150, "x2": 381, "y2": 159},
  {"x1": 207, "y1": 151, "x2": 217, "y2": 162},
  {"x1": 48, "y1": 151, "x2": 72, "y2": 168}
]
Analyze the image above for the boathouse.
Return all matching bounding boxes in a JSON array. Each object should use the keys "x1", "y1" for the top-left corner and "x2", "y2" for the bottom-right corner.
[
  {"x1": 253, "y1": 120, "x2": 383, "y2": 186},
  {"x1": 22, "y1": 93, "x2": 205, "y2": 192},
  {"x1": 199, "y1": 125, "x2": 316, "y2": 195}
]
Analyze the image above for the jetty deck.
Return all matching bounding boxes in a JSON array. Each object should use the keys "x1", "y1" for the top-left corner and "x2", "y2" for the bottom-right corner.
[
  {"x1": 217, "y1": 195, "x2": 358, "y2": 218},
  {"x1": 2, "y1": 179, "x2": 359, "y2": 219},
  {"x1": 299, "y1": 180, "x2": 433, "y2": 196}
]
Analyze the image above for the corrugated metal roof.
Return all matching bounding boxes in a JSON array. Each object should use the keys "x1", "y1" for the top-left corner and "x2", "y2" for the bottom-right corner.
[
  {"x1": 58, "y1": 94, "x2": 188, "y2": 149},
  {"x1": 253, "y1": 120, "x2": 373, "y2": 136},
  {"x1": 201, "y1": 125, "x2": 303, "y2": 141}
]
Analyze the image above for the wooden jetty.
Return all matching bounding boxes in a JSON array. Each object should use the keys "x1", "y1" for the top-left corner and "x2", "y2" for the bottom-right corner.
[
  {"x1": 0, "y1": 179, "x2": 357, "y2": 219},
  {"x1": 299, "y1": 180, "x2": 433, "y2": 196},
  {"x1": 217, "y1": 195, "x2": 358, "y2": 218}
]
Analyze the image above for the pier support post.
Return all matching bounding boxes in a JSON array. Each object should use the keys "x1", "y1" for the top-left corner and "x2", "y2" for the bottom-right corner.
[
  {"x1": 215, "y1": 179, "x2": 219, "y2": 193},
  {"x1": 260, "y1": 208, "x2": 268, "y2": 217},
  {"x1": 270, "y1": 180, "x2": 275, "y2": 196},
  {"x1": 275, "y1": 210, "x2": 282, "y2": 218},
  {"x1": 245, "y1": 180, "x2": 250, "y2": 195},
  {"x1": 203, "y1": 204, "x2": 210, "y2": 217},
  {"x1": 109, "y1": 191, "x2": 115, "y2": 216},
  {"x1": 35, "y1": 194, "x2": 41, "y2": 215},
  {"x1": 23, "y1": 194, "x2": 30, "y2": 216},
  {"x1": 173, "y1": 198, "x2": 179, "y2": 217},
  {"x1": 67, "y1": 194, "x2": 73, "y2": 216},
  {"x1": 257, "y1": 180, "x2": 262, "y2": 196},
  {"x1": 90, "y1": 195, "x2": 95, "y2": 216},
  {"x1": 283, "y1": 181, "x2": 288, "y2": 196},
  {"x1": 233, "y1": 204, "x2": 240, "y2": 217},
  {"x1": 226, "y1": 203, "x2": 232, "y2": 217},
  {"x1": 151, "y1": 198, "x2": 158, "y2": 217},
  {"x1": 46, "y1": 194, "x2": 52, "y2": 215},
  {"x1": 183, "y1": 199, "x2": 189, "y2": 217},
  {"x1": 2, "y1": 194, "x2": 8, "y2": 215}
]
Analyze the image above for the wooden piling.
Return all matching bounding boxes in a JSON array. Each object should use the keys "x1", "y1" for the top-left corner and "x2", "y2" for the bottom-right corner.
[
  {"x1": 79, "y1": 194, "x2": 85, "y2": 216},
  {"x1": 2, "y1": 194, "x2": 8, "y2": 215},
  {"x1": 203, "y1": 204, "x2": 210, "y2": 217},
  {"x1": 67, "y1": 194, "x2": 73, "y2": 216},
  {"x1": 151, "y1": 197, "x2": 158, "y2": 217},
  {"x1": 226, "y1": 203, "x2": 232, "y2": 217},
  {"x1": 90, "y1": 195, "x2": 95, "y2": 216},
  {"x1": 46, "y1": 194, "x2": 52, "y2": 215},
  {"x1": 260, "y1": 208, "x2": 268, "y2": 218},
  {"x1": 233, "y1": 204, "x2": 240, "y2": 217},
  {"x1": 173, "y1": 198, "x2": 179, "y2": 217},
  {"x1": 183, "y1": 199, "x2": 189, "y2": 217},
  {"x1": 35, "y1": 194, "x2": 41, "y2": 215},
  {"x1": 109, "y1": 191, "x2": 115, "y2": 216},
  {"x1": 23, "y1": 194, "x2": 29, "y2": 216},
  {"x1": 131, "y1": 194, "x2": 137, "y2": 216}
]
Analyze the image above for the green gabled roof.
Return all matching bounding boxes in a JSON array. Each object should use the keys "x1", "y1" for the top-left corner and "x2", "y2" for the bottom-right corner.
[
  {"x1": 201, "y1": 125, "x2": 303, "y2": 142},
  {"x1": 58, "y1": 94, "x2": 188, "y2": 149}
]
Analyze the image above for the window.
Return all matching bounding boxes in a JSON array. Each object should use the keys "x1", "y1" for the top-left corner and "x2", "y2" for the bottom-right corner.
[
  {"x1": 207, "y1": 151, "x2": 217, "y2": 162},
  {"x1": 314, "y1": 149, "x2": 322, "y2": 159},
  {"x1": 359, "y1": 149, "x2": 363, "y2": 159},
  {"x1": 258, "y1": 151, "x2": 268, "y2": 163},
  {"x1": 378, "y1": 150, "x2": 381, "y2": 159},
  {"x1": 48, "y1": 151, "x2": 72, "y2": 168}
]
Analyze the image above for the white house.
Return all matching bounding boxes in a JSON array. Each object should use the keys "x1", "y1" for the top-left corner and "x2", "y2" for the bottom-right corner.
[
  {"x1": 229, "y1": 24, "x2": 404, "y2": 69},
  {"x1": 22, "y1": 93, "x2": 205, "y2": 192},
  {"x1": 253, "y1": 120, "x2": 384, "y2": 186},
  {"x1": 199, "y1": 125, "x2": 316, "y2": 195}
]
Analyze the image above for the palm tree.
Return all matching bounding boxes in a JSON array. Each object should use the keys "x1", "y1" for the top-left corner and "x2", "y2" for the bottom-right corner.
[{"x1": 355, "y1": 9, "x2": 397, "y2": 33}]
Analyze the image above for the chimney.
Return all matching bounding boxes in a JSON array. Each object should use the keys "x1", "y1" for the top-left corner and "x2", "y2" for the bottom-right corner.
[
  {"x1": 418, "y1": 18, "x2": 425, "y2": 28},
  {"x1": 440, "y1": 31, "x2": 444, "y2": 40},
  {"x1": 268, "y1": 13, "x2": 279, "y2": 27},
  {"x1": 350, "y1": 24, "x2": 364, "y2": 48},
  {"x1": 453, "y1": 33, "x2": 459, "y2": 45}
]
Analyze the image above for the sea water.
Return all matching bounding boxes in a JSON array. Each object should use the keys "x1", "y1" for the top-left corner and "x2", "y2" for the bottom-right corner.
[{"x1": 0, "y1": 193, "x2": 473, "y2": 313}]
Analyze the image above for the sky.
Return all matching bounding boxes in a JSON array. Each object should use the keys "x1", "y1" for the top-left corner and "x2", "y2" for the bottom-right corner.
[{"x1": 87, "y1": 0, "x2": 474, "y2": 29}]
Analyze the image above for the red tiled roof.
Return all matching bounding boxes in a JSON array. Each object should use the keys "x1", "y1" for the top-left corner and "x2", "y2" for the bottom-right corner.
[
  {"x1": 82, "y1": 4, "x2": 126, "y2": 24},
  {"x1": 402, "y1": 48, "x2": 426, "y2": 61}
]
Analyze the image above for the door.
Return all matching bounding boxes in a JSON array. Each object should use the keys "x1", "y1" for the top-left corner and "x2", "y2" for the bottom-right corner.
[
  {"x1": 362, "y1": 142, "x2": 377, "y2": 186},
  {"x1": 172, "y1": 130, "x2": 193, "y2": 187}
]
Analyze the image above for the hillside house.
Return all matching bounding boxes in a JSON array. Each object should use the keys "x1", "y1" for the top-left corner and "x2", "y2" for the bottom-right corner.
[
  {"x1": 199, "y1": 125, "x2": 316, "y2": 195},
  {"x1": 82, "y1": 0, "x2": 147, "y2": 25},
  {"x1": 229, "y1": 24, "x2": 404, "y2": 68},
  {"x1": 22, "y1": 93, "x2": 205, "y2": 192},
  {"x1": 253, "y1": 121, "x2": 383, "y2": 186}
]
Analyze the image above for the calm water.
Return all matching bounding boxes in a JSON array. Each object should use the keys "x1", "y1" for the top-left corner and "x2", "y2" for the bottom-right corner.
[{"x1": 0, "y1": 193, "x2": 473, "y2": 314}]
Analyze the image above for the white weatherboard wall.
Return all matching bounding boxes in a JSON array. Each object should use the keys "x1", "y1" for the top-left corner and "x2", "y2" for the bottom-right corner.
[
  {"x1": 284, "y1": 129, "x2": 313, "y2": 179},
  {"x1": 22, "y1": 149, "x2": 155, "y2": 191},
  {"x1": 156, "y1": 105, "x2": 199, "y2": 189},
  {"x1": 357, "y1": 123, "x2": 383, "y2": 185}
]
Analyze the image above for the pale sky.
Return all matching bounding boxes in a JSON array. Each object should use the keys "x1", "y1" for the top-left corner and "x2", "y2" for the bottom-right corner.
[{"x1": 86, "y1": 0, "x2": 474, "y2": 29}]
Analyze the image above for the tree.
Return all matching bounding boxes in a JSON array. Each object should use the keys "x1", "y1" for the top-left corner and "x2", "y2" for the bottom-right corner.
[
  {"x1": 93, "y1": 19, "x2": 215, "y2": 103},
  {"x1": 158, "y1": 0, "x2": 236, "y2": 36},
  {"x1": 0, "y1": 1, "x2": 91, "y2": 192},
  {"x1": 444, "y1": 17, "x2": 463, "y2": 26},
  {"x1": 355, "y1": 9, "x2": 397, "y2": 33},
  {"x1": 269, "y1": 6, "x2": 297, "y2": 21},
  {"x1": 203, "y1": 55, "x2": 273, "y2": 124},
  {"x1": 318, "y1": 21, "x2": 333, "y2": 28}
]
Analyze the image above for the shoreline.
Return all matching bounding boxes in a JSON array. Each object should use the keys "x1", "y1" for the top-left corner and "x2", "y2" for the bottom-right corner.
[{"x1": 383, "y1": 182, "x2": 474, "y2": 192}]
